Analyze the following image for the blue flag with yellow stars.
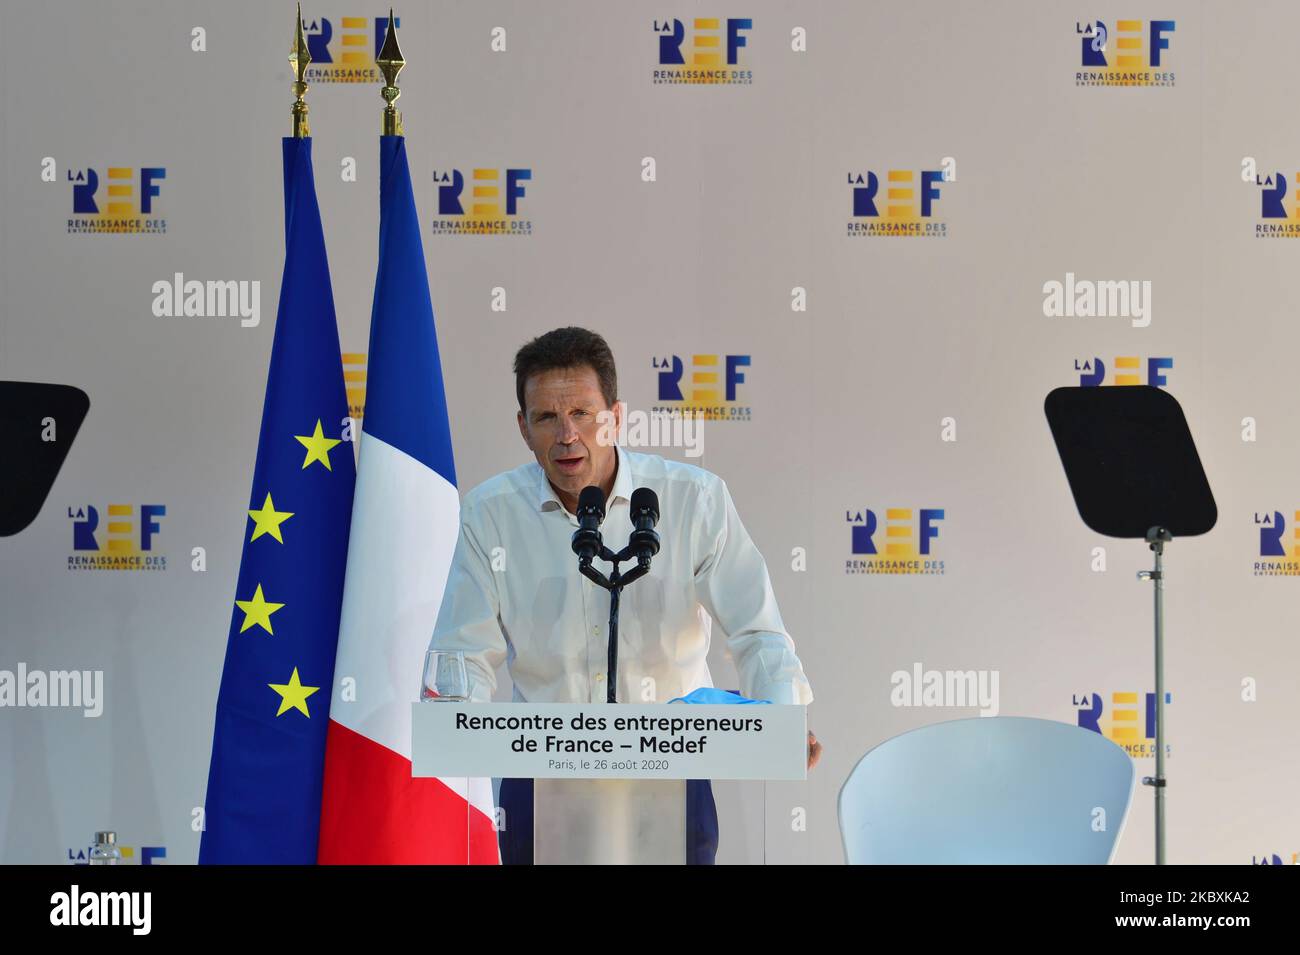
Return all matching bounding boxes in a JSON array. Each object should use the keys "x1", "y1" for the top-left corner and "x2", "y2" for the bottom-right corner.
[{"x1": 199, "y1": 137, "x2": 355, "y2": 863}]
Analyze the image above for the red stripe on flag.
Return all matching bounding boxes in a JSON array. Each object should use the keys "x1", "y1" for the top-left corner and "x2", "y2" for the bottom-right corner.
[{"x1": 318, "y1": 719, "x2": 499, "y2": 864}]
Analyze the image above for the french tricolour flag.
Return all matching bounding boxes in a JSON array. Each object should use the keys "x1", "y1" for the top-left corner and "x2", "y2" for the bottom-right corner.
[{"x1": 317, "y1": 135, "x2": 498, "y2": 864}]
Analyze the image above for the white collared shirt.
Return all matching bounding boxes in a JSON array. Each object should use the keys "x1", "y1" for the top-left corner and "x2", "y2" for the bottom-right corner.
[{"x1": 429, "y1": 445, "x2": 814, "y2": 705}]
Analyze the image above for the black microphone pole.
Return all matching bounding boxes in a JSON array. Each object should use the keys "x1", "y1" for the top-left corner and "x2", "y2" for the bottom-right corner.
[{"x1": 570, "y1": 485, "x2": 661, "y2": 703}]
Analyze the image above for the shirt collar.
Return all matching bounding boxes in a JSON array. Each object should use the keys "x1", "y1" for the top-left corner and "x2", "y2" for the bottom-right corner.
[{"x1": 536, "y1": 444, "x2": 633, "y2": 514}]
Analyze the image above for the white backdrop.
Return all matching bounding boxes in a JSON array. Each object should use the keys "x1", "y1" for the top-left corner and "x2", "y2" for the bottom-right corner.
[{"x1": 1, "y1": 0, "x2": 1297, "y2": 865}]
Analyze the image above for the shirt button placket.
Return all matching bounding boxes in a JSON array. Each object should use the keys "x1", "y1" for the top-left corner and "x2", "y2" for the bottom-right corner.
[
  {"x1": 581, "y1": 576, "x2": 597, "y2": 704},
  {"x1": 591, "y1": 621, "x2": 602, "y2": 703}
]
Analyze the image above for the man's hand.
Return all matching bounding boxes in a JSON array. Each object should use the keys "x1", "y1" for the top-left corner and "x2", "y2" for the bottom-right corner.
[{"x1": 807, "y1": 730, "x2": 823, "y2": 771}]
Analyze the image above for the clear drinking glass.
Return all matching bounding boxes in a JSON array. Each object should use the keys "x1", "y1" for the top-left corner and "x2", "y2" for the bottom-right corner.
[
  {"x1": 421, "y1": 649, "x2": 469, "y2": 702},
  {"x1": 88, "y1": 831, "x2": 121, "y2": 865}
]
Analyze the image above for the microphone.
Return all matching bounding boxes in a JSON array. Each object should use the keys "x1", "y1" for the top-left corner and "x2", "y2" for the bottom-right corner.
[
  {"x1": 629, "y1": 487, "x2": 660, "y2": 566},
  {"x1": 571, "y1": 485, "x2": 606, "y2": 566}
]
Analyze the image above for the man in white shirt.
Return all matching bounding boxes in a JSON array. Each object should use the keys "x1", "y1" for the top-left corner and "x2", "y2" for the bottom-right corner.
[{"x1": 430, "y1": 327, "x2": 818, "y2": 863}]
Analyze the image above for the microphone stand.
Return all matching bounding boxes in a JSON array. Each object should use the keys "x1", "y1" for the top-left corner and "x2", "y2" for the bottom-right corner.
[{"x1": 577, "y1": 548, "x2": 651, "y2": 704}]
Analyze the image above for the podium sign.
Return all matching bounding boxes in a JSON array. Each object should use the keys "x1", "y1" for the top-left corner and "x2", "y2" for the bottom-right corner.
[{"x1": 411, "y1": 702, "x2": 807, "y2": 780}]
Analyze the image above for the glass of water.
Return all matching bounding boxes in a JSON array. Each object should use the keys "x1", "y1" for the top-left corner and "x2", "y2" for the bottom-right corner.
[{"x1": 422, "y1": 650, "x2": 469, "y2": 702}]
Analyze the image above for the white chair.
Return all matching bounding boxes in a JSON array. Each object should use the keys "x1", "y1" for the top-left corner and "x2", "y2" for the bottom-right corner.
[{"x1": 838, "y1": 716, "x2": 1136, "y2": 864}]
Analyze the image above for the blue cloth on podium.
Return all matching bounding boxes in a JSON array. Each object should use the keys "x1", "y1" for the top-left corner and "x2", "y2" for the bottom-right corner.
[
  {"x1": 669, "y1": 687, "x2": 771, "y2": 705},
  {"x1": 497, "y1": 777, "x2": 718, "y2": 865}
]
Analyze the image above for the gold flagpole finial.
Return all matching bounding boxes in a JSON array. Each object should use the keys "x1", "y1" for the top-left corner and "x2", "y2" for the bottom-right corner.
[
  {"x1": 290, "y1": 2, "x2": 311, "y2": 137},
  {"x1": 377, "y1": 8, "x2": 405, "y2": 136}
]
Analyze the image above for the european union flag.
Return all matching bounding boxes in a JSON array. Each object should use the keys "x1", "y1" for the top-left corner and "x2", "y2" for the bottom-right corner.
[{"x1": 199, "y1": 137, "x2": 355, "y2": 863}]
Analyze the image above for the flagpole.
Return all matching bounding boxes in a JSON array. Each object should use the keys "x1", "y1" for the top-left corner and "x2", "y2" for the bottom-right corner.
[
  {"x1": 290, "y1": 2, "x2": 311, "y2": 138},
  {"x1": 377, "y1": 8, "x2": 405, "y2": 136}
]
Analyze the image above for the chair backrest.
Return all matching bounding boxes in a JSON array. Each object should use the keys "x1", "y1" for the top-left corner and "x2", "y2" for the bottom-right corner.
[{"x1": 837, "y1": 716, "x2": 1136, "y2": 864}]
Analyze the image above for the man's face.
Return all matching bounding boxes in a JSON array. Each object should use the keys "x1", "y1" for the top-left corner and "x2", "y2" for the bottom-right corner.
[{"x1": 517, "y1": 365, "x2": 621, "y2": 506}]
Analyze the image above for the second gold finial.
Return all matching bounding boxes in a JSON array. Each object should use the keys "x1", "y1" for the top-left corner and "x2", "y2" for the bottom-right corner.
[
  {"x1": 377, "y1": 9, "x2": 405, "y2": 136},
  {"x1": 290, "y1": 2, "x2": 311, "y2": 137}
]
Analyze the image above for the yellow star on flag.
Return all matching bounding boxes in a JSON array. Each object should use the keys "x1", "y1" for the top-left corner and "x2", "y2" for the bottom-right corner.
[
  {"x1": 235, "y1": 583, "x2": 285, "y2": 635},
  {"x1": 295, "y1": 419, "x2": 342, "y2": 470},
  {"x1": 248, "y1": 493, "x2": 294, "y2": 543},
  {"x1": 268, "y1": 667, "x2": 320, "y2": 717}
]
